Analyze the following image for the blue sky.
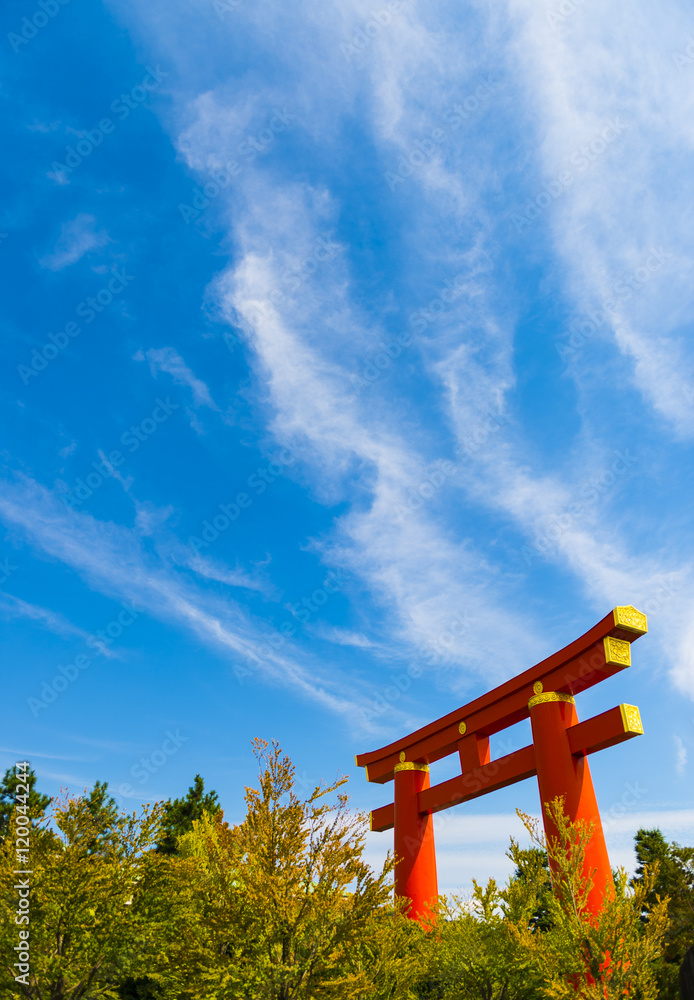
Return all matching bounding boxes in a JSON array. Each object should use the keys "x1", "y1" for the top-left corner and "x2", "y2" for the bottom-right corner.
[{"x1": 2, "y1": 0, "x2": 693, "y2": 892}]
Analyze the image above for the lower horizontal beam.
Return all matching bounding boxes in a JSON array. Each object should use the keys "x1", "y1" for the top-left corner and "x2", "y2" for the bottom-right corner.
[
  {"x1": 369, "y1": 704, "x2": 643, "y2": 833},
  {"x1": 419, "y1": 745, "x2": 537, "y2": 815}
]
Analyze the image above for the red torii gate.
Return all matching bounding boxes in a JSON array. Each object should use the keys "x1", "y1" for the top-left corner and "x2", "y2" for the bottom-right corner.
[{"x1": 356, "y1": 605, "x2": 647, "y2": 923}]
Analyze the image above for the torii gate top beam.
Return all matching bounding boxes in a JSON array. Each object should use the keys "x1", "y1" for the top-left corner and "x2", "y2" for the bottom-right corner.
[{"x1": 355, "y1": 606, "x2": 647, "y2": 785}]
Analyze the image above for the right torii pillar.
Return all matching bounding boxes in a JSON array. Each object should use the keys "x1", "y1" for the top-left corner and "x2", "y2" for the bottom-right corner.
[{"x1": 528, "y1": 690, "x2": 612, "y2": 913}]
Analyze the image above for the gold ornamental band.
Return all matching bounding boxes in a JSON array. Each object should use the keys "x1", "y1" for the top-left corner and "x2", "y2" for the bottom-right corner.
[
  {"x1": 528, "y1": 691, "x2": 575, "y2": 710},
  {"x1": 394, "y1": 762, "x2": 429, "y2": 773}
]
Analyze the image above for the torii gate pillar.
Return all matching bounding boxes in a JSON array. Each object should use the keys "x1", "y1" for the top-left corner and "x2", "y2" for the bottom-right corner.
[
  {"x1": 529, "y1": 692, "x2": 612, "y2": 913},
  {"x1": 393, "y1": 762, "x2": 437, "y2": 923}
]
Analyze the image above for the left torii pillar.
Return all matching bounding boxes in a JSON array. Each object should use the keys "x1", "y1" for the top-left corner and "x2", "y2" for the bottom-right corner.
[{"x1": 393, "y1": 760, "x2": 438, "y2": 923}]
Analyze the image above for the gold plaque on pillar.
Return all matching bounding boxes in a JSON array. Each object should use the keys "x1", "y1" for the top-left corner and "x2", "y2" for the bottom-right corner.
[
  {"x1": 613, "y1": 606, "x2": 648, "y2": 635},
  {"x1": 399, "y1": 751, "x2": 406, "y2": 762},
  {"x1": 458, "y1": 722, "x2": 467, "y2": 735},
  {"x1": 533, "y1": 681, "x2": 544, "y2": 694},
  {"x1": 603, "y1": 636, "x2": 631, "y2": 667}
]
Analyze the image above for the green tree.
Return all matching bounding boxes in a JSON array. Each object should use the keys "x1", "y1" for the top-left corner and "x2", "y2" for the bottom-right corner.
[
  {"x1": 149, "y1": 739, "x2": 416, "y2": 999},
  {"x1": 419, "y1": 886, "x2": 544, "y2": 1000},
  {"x1": 512, "y1": 845, "x2": 553, "y2": 933},
  {"x1": 155, "y1": 774, "x2": 221, "y2": 855},
  {"x1": 0, "y1": 788, "x2": 164, "y2": 1000},
  {"x1": 0, "y1": 764, "x2": 50, "y2": 843},
  {"x1": 503, "y1": 801, "x2": 669, "y2": 1000},
  {"x1": 632, "y1": 827, "x2": 694, "y2": 998}
]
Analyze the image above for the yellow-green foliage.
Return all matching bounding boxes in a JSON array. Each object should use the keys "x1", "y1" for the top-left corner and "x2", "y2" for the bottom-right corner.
[{"x1": 0, "y1": 758, "x2": 680, "y2": 1000}]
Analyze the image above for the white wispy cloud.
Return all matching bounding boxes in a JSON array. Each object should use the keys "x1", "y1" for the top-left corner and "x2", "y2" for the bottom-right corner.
[
  {"x1": 0, "y1": 592, "x2": 98, "y2": 644},
  {"x1": 0, "y1": 473, "x2": 373, "y2": 720},
  {"x1": 39, "y1": 213, "x2": 108, "y2": 270},
  {"x1": 675, "y1": 735, "x2": 688, "y2": 776},
  {"x1": 134, "y1": 346, "x2": 218, "y2": 410},
  {"x1": 506, "y1": 0, "x2": 694, "y2": 437}
]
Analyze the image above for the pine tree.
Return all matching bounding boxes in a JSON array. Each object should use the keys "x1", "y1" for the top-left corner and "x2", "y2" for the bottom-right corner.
[
  {"x1": 632, "y1": 827, "x2": 694, "y2": 998},
  {"x1": 0, "y1": 764, "x2": 50, "y2": 843},
  {"x1": 155, "y1": 773, "x2": 221, "y2": 855}
]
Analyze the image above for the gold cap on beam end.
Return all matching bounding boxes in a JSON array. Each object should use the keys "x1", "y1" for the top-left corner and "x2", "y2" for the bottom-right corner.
[
  {"x1": 604, "y1": 636, "x2": 632, "y2": 667},
  {"x1": 619, "y1": 704, "x2": 644, "y2": 735},
  {"x1": 613, "y1": 606, "x2": 648, "y2": 635}
]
